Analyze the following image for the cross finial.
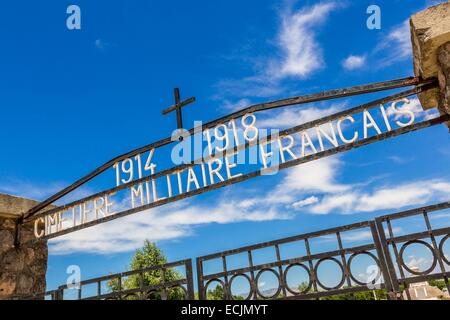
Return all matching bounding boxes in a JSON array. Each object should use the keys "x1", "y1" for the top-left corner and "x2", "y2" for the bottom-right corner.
[{"x1": 162, "y1": 88, "x2": 196, "y2": 139}]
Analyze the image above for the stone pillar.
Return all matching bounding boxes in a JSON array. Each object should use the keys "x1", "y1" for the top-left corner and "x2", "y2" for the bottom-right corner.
[
  {"x1": 410, "y1": 2, "x2": 450, "y2": 129},
  {"x1": 0, "y1": 194, "x2": 50, "y2": 299},
  {"x1": 438, "y1": 42, "x2": 450, "y2": 116}
]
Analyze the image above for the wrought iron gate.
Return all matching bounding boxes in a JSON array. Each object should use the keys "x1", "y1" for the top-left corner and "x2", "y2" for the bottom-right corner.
[
  {"x1": 197, "y1": 201, "x2": 450, "y2": 300},
  {"x1": 18, "y1": 259, "x2": 195, "y2": 300},
  {"x1": 375, "y1": 202, "x2": 450, "y2": 299},
  {"x1": 12, "y1": 201, "x2": 450, "y2": 300}
]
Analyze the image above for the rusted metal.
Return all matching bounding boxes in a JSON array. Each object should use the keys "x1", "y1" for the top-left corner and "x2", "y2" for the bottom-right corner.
[
  {"x1": 12, "y1": 259, "x2": 194, "y2": 300},
  {"x1": 23, "y1": 113, "x2": 450, "y2": 243},
  {"x1": 12, "y1": 201, "x2": 450, "y2": 300},
  {"x1": 23, "y1": 76, "x2": 437, "y2": 220},
  {"x1": 23, "y1": 84, "x2": 439, "y2": 226},
  {"x1": 196, "y1": 201, "x2": 450, "y2": 300},
  {"x1": 375, "y1": 201, "x2": 450, "y2": 299},
  {"x1": 196, "y1": 219, "x2": 383, "y2": 300}
]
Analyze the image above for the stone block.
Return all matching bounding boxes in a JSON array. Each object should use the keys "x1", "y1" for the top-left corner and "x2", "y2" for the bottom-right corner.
[{"x1": 411, "y1": 2, "x2": 450, "y2": 110}]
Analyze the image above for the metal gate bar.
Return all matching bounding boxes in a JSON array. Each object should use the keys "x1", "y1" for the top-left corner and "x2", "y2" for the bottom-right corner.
[
  {"x1": 375, "y1": 201, "x2": 450, "y2": 300},
  {"x1": 13, "y1": 259, "x2": 194, "y2": 300},
  {"x1": 24, "y1": 77, "x2": 434, "y2": 219},
  {"x1": 196, "y1": 221, "x2": 388, "y2": 300}
]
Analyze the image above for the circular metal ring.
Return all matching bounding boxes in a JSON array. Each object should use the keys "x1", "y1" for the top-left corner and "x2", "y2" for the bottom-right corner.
[
  {"x1": 314, "y1": 257, "x2": 346, "y2": 291},
  {"x1": 229, "y1": 273, "x2": 253, "y2": 300},
  {"x1": 347, "y1": 251, "x2": 381, "y2": 286},
  {"x1": 439, "y1": 234, "x2": 450, "y2": 266},
  {"x1": 283, "y1": 263, "x2": 312, "y2": 295},
  {"x1": 255, "y1": 268, "x2": 281, "y2": 299},
  {"x1": 204, "y1": 278, "x2": 227, "y2": 300},
  {"x1": 399, "y1": 240, "x2": 437, "y2": 275}
]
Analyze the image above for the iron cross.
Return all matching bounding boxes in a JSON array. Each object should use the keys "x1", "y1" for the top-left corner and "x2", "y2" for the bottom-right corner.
[{"x1": 162, "y1": 88, "x2": 196, "y2": 133}]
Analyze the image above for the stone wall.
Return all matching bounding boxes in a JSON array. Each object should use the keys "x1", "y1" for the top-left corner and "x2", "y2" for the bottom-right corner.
[
  {"x1": 410, "y1": 1, "x2": 450, "y2": 128},
  {"x1": 0, "y1": 194, "x2": 50, "y2": 299}
]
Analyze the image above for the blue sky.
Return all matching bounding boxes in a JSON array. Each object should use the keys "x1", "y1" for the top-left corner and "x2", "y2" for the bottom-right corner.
[{"x1": 1, "y1": 0, "x2": 450, "y2": 294}]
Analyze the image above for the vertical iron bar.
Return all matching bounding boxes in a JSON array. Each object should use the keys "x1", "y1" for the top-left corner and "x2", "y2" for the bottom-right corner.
[
  {"x1": 222, "y1": 256, "x2": 229, "y2": 299},
  {"x1": 336, "y1": 232, "x2": 353, "y2": 290},
  {"x1": 118, "y1": 276, "x2": 122, "y2": 300},
  {"x1": 185, "y1": 259, "x2": 195, "y2": 300},
  {"x1": 58, "y1": 286, "x2": 65, "y2": 300},
  {"x1": 247, "y1": 250, "x2": 257, "y2": 300},
  {"x1": 386, "y1": 219, "x2": 410, "y2": 300},
  {"x1": 304, "y1": 238, "x2": 318, "y2": 296},
  {"x1": 139, "y1": 272, "x2": 144, "y2": 300},
  {"x1": 422, "y1": 211, "x2": 450, "y2": 293},
  {"x1": 196, "y1": 258, "x2": 205, "y2": 300},
  {"x1": 160, "y1": 268, "x2": 167, "y2": 300},
  {"x1": 370, "y1": 221, "x2": 395, "y2": 297},
  {"x1": 97, "y1": 281, "x2": 101, "y2": 298},
  {"x1": 274, "y1": 244, "x2": 287, "y2": 298}
]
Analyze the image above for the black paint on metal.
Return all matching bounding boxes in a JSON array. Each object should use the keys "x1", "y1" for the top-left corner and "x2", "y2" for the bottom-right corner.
[
  {"x1": 22, "y1": 76, "x2": 437, "y2": 220},
  {"x1": 23, "y1": 113, "x2": 450, "y2": 243}
]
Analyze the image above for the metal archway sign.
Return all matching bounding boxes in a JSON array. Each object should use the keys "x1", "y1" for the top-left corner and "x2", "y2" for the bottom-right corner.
[{"x1": 20, "y1": 76, "x2": 449, "y2": 243}]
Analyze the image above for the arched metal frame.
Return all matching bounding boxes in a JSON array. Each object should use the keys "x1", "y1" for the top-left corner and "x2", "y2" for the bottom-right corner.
[
  {"x1": 197, "y1": 219, "x2": 392, "y2": 300},
  {"x1": 197, "y1": 202, "x2": 450, "y2": 300}
]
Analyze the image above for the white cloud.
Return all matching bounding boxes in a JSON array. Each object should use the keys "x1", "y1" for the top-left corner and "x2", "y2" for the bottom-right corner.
[
  {"x1": 214, "y1": 76, "x2": 283, "y2": 99},
  {"x1": 385, "y1": 20, "x2": 411, "y2": 59},
  {"x1": 291, "y1": 196, "x2": 319, "y2": 210},
  {"x1": 49, "y1": 157, "x2": 346, "y2": 255},
  {"x1": 321, "y1": 227, "x2": 402, "y2": 243},
  {"x1": 0, "y1": 180, "x2": 62, "y2": 201},
  {"x1": 0, "y1": 179, "x2": 92, "y2": 204},
  {"x1": 349, "y1": 18, "x2": 413, "y2": 70},
  {"x1": 306, "y1": 180, "x2": 450, "y2": 214},
  {"x1": 282, "y1": 157, "x2": 349, "y2": 194},
  {"x1": 386, "y1": 97, "x2": 439, "y2": 121},
  {"x1": 371, "y1": 19, "x2": 412, "y2": 68},
  {"x1": 388, "y1": 155, "x2": 412, "y2": 164},
  {"x1": 260, "y1": 157, "x2": 350, "y2": 206},
  {"x1": 222, "y1": 98, "x2": 252, "y2": 112},
  {"x1": 47, "y1": 151, "x2": 450, "y2": 255},
  {"x1": 214, "y1": 2, "x2": 338, "y2": 99},
  {"x1": 406, "y1": 256, "x2": 430, "y2": 273},
  {"x1": 272, "y1": 2, "x2": 337, "y2": 78},
  {"x1": 342, "y1": 55, "x2": 366, "y2": 70},
  {"x1": 49, "y1": 196, "x2": 291, "y2": 255},
  {"x1": 309, "y1": 193, "x2": 358, "y2": 214}
]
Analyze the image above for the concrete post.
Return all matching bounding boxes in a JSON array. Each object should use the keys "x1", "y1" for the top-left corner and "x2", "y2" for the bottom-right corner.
[
  {"x1": 0, "y1": 194, "x2": 51, "y2": 299},
  {"x1": 410, "y1": 2, "x2": 450, "y2": 129}
]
